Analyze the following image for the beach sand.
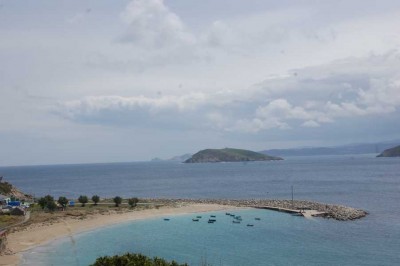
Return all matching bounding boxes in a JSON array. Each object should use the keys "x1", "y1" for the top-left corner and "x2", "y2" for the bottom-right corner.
[{"x1": 1, "y1": 204, "x2": 237, "y2": 266}]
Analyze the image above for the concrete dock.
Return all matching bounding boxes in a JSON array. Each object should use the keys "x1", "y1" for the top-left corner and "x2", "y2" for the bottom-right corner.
[{"x1": 253, "y1": 206, "x2": 326, "y2": 218}]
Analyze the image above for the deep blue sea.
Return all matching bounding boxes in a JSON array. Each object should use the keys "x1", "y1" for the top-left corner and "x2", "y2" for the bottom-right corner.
[{"x1": 1, "y1": 154, "x2": 399, "y2": 265}]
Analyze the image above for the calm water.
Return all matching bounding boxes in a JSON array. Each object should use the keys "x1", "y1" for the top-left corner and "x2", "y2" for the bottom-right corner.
[{"x1": 1, "y1": 155, "x2": 400, "y2": 265}]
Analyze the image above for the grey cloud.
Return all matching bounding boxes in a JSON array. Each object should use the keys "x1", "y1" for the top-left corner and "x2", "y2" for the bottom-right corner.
[
  {"x1": 56, "y1": 50, "x2": 400, "y2": 135},
  {"x1": 301, "y1": 120, "x2": 320, "y2": 128},
  {"x1": 85, "y1": 47, "x2": 207, "y2": 73},
  {"x1": 234, "y1": 50, "x2": 400, "y2": 132},
  {"x1": 66, "y1": 8, "x2": 92, "y2": 24},
  {"x1": 119, "y1": 0, "x2": 195, "y2": 48}
]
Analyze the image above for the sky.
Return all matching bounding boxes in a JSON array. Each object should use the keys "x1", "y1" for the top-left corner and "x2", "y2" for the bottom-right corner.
[{"x1": 1, "y1": 0, "x2": 400, "y2": 166}]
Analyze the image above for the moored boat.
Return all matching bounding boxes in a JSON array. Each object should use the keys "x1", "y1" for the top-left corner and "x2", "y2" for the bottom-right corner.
[{"x1": 234, "y1": 216, "x2": 242, "y2": 221}]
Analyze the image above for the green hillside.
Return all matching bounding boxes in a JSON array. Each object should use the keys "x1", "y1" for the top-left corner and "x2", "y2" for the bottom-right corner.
[
  {"x1": 377, "y1": 145, "x2": 400, "y2": 157},
  {"x1": 184, "y1": 148, "x2": 283, "y2": 163}
]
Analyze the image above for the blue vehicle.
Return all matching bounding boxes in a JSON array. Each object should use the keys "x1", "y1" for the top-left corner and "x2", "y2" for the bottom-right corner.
[{"x1": 8, "y1": 201, "x2": 21, "y2": 207}]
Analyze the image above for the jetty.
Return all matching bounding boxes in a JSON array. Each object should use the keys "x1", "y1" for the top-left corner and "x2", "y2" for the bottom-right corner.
[
  {"x1": 144, "y1": 199, "x2": 368, "y2": 221},
  {"x1": 253, "y1": 206, "x2": 327, "y2": 218}
]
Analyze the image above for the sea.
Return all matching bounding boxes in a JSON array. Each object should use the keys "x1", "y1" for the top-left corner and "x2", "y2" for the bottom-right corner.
[{"x1": 1, "y1": 154, "x2": 399, "y2": 265}]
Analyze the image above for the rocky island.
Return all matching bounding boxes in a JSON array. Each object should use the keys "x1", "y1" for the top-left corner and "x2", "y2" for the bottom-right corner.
[
  {"x1": 184, "y1": 148, "x2": 283, "y2": 163},
  {"x1": 377, "y1": 145, "x2": 400, "y2": 157}
]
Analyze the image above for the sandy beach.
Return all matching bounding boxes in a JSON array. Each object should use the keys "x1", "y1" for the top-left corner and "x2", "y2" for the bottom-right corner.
[{"x1": 0, "y1": 204, "x2": 238, "y2": 266}]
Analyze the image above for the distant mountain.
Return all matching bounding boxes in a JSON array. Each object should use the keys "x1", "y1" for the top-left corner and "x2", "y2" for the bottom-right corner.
[
  {"x1": 260, "y1": 141, "x2": 400, "y2": 157},
  {"x1": 167, "y1": 153, "x2": 192, "y2": 162},
  {"x1": 151, "y1": 154, "x2": 192, "y2": 162},
  {"x1": 377, "y1": 145, "x2": 400, "y2": 157},
  {"x1": 184, "y1": 148, "x2": 283, "y2": 163}
]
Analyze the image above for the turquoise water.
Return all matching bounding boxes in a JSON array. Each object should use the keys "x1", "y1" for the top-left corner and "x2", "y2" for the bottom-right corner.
[
  {"x1": 3, "y1": 155, "x2": 399, "y2": 265},
  {"x1": 21, "y1": 209, "x2": 399, "y2": 266}
]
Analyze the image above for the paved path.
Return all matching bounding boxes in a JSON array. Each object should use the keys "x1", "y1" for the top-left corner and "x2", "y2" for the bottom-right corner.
[{"x1": 301, "y1": 210, "x2": 326, "y2": 219}]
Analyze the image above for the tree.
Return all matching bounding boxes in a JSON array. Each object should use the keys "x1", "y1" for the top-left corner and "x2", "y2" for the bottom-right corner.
[
  {"x1": 78, "y1": 195, "x2": 88, "y2": 207},
  {"x1": 113, "y1": 196, "x2": 122, "y2": 207},
  {"x1": 58, "y1": 196, "x2": 68, "y2": 208},
  {"x1": 38, "y1": 197, "x2": 47, "y2": 209},
  {"x1": 128, "y1": 197, "x2": 139, "y2": 208},
  {"x1": 37, "y1": 195, "x2": 56, "y2": 211},
  {"x1": 92, "y1": 195, "x2": 100, "y2": 205},
  {"x1": 47, "y1": 200, "x2": 57, "y2": 212},
  {"x1": 44, "y1": 195, "x2": 54, "y2": 204}
]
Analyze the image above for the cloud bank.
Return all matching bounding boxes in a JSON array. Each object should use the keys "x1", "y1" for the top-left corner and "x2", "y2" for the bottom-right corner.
[
  {"x1": 2, "y1": 0, "x2": 400, "y2": 165},
  {"x1": 57, "y1": 51, "x2": 400, "y2": 133}
]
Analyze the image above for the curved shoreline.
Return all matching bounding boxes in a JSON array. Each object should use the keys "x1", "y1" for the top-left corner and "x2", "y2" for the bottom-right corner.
[
  {"x1": 0, "y1": 204, "x2": 240, "y2": 266},
  {"x1": 0, "y1": 199, "x2": 367, "y2": 265}
]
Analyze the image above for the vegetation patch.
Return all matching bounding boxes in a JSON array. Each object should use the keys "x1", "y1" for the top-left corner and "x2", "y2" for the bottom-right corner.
[
  {"x1": 0, "y1": 215, "x2": 22, "y2": 228},
  {"x1": 185, "y1": 148, "x2": 283, "y2": 163},
  {"x1": 90, "y1": 253, "x2": 188, "y2": 266},
  {"x1": 0, "y1": 182, "x2": 12, "y2": 194}
]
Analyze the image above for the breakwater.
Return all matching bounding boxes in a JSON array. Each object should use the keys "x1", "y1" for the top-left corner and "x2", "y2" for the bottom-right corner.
[{"x1": 145, "y1": 199, "x2": 368, "y2": 221}]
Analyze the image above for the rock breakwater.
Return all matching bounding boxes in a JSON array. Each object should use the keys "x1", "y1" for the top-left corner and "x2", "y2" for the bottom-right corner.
[{"x1": 146, "y1": 198, "x2": 367, "y2": 221}]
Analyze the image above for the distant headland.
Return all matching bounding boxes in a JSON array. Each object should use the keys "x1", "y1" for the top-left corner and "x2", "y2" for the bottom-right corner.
[
  {"x1": 377, "y1": 145, "x2": 400, "y2": 157},
  {"x1": 184, "y1": 148, "x2": 283, "y2": 163}
]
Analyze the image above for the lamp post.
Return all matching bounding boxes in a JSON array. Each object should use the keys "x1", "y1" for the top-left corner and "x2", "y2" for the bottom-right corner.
[{"x1": 291, "y1": 185, "x2": 294, "y2": 209}]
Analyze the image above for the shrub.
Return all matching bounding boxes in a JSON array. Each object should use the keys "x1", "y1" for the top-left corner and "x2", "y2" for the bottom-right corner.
[{"x1": 90, "y1": 253, "x2": 188, "y2": 266}]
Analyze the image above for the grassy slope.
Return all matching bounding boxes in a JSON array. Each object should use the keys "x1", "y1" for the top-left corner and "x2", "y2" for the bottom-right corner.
[{"x1": 0, "y1": 182, "x2": 13, "y2": 195}]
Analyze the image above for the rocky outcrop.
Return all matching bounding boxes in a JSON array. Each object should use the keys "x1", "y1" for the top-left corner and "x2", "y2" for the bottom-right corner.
[
  {"x1": 377, "y1": 145, "x2": 400, "y2": 157},
  {"x1": 0, "y1": 181, "x2": 33, "y2": 201}
]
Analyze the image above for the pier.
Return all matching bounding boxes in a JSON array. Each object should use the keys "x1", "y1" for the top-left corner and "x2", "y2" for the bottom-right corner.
[
  {"x1": 145, "y1": 199, "x2": 368, "y2": 221},
  {"x1": 253, "y1": 206, "x2": 327, "y2": 218}
]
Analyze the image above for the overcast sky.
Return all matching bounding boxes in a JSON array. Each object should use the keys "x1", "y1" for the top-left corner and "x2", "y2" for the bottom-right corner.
[{"x1": 1, "y1": 0, "x2": 400, "y2": 166}]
